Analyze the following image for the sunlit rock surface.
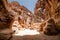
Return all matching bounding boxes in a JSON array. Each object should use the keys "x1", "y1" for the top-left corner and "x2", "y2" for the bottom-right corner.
[{"x1": 9, "y1": 1, "x2": 33, "y2": 29}]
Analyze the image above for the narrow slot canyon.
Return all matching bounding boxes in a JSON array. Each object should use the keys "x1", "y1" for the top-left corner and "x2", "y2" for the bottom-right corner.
[{"x1": 0, "y1": 0, "x2": 60, "y2": 40}]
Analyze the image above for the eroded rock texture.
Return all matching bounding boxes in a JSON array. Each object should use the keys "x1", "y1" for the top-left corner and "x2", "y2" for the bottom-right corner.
[
  {"x1": 0, "y1": 0, "x2": 33, "y2": 40},
  {"x1": 34, "y1": 0, "x2": 60, "y2": 35},
  {"x1": 0, "y1": 0, "x2": 14, "y2": 30},
  {"x1": 0, "y1": 0, "x2": 14, "y2": 40},
  {"x1": 9, "y1": 1, "x2": 33, "y2": 28},
  {"x1": 0, "y1": 1, "x2": 60, "y2": 40},
  {"x1": 34, "y1": 0, "x2": 60, "y2": 20}
]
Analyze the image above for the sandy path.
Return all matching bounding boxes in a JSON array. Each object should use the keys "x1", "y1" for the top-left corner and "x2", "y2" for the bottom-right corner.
[{"x1": 11, "y1": 33, "x2": 60, "y2": 40}]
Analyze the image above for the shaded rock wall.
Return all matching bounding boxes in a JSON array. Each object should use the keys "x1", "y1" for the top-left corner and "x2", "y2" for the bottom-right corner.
[
  {"x1": 0, "y1": 0, "x2": 14, "y2": 30},
  {"x1": 34, "y1": 0, "x2": 60, "y2": 20},
  {"x1": 34, "y1": 0, "x2": 60, "y2": 35}
]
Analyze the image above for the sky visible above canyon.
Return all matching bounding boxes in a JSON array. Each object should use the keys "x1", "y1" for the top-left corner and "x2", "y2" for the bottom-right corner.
[{"x1": 9, "y1": 0, "x2": 37, "y2": 13}]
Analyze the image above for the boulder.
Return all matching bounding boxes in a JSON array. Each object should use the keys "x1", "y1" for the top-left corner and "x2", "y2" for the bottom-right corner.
[{"x1": 43, "y1": 18, "x2": 59, "y2": 35}]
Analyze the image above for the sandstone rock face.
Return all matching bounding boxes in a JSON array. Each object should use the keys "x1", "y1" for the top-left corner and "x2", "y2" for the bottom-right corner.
[
  {"x1": 0, "y1": 0, "x2": 33, "y2": 40},
  {"x1": 54, "y1": 4, "x2": 60, "y2": 32},
  {"x1": 8, "y1": 1, "x2": 33, "y2": 29},
  {"x1": 34, "y1": 0, "x2": 46, "y2": 20},
  {"x1": 0, "y1": 0, "x2": 60, "y2": 38},
  {"x1": 0, "y1": 0, "x2": 34, "y2": 30},
  {"x1": 34, "y1": 0, "x2": 60, "y2": 20},
  {"x1": 0, "y1": 0, "x2": 13, "y2": 30},
  {"x1": 34, "y1": 0, "x2": 60, "y2": 35},
  {"x1": 9, "y1": 0, "x2": 60, "y2": 36},
  {"x1": 0, "y1": 1, "x2": 14, "y2": 39}
]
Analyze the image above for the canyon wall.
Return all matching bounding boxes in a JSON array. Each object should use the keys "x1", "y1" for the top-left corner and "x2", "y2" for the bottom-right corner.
[{"x1": 34, "y1": 0, "x2": 60, "y2": 35}]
